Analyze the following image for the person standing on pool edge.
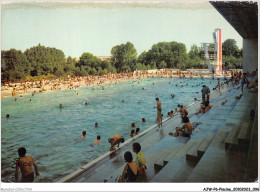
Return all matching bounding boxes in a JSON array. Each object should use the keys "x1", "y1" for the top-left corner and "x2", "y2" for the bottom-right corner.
[
  {"x1": 108, "y1": 135, "x2": 125, "y2": 151},
  {"x1": 154, "y1": 97, "x2": 162, "y2": 128},
  {"x1": 15, "y1": 147, "x2": 40, "y2": 182},
  {"x1": 201, "y1": 85, "x2": 207, "y2": 104}
]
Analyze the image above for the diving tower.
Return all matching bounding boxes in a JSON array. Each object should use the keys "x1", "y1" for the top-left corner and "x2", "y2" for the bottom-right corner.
[{"x1": 201, "y1": 29, "x2": 222, "y2": 74}]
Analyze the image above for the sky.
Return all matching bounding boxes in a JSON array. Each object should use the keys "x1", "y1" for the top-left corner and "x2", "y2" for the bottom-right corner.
[{"x1": 1, "y1": 1, "x2": 243, "y2": 58}]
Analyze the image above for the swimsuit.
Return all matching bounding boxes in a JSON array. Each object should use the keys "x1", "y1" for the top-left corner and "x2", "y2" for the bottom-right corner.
[
  {"x1": 124, "y1": 164, "x2": 136, "y2": 182},
  {"x1": 21, "y1": 172, "x2": 34, "y2": 182}
]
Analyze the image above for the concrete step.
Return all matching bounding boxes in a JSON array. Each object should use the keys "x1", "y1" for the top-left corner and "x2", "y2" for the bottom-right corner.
[
  {"x1": 136, "y1": 167, "x2": 156, "y2": 182},
  {"x1": 197, "y1": 134, "x2": 215, "y2": 160},
  {"x1": 173, "y1": 139, "x2": 198, "y2": 159},
  {"x1": 211, "y1": 130, "x2": 230, "y2": 148},
  {"x1": 225, "y1": 125, "x2": 241, "y2": 150},
  {"x1": 244, "y1": 107, "x2": 258, "y2": 182},
  {"x1": 237, "y1": 122, "x2": 251, "y2": 151},
  {"x1": 105, "y1": 166, "x2": 124, "y2": 182},
  {"x1": 151, "y1": 158, "x2": 194, "y2": 182},
  {"x1": 153, "y1": 149, "x2": 175, "y2": 171},
  {"x1": 144, "y1": 134, "x2": 181, "y2": 156},
  {"x1": 186, "y1": 130, "x2": 230, "y2": 182},
  {"x1": 163, "y1": 144, "x2": 185, "y2": 166},
  {"x1": 186, "y1": 138, "x2": 204, "y2": 163}
]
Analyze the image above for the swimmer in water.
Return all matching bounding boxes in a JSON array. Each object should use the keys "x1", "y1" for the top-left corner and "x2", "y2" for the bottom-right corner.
[
  {"x1": 130, "y1": 129, "x2": 135, "y2": 137},
  {"x1": 81, "y1": 131, "x2": 87, "y2": 140},
  {"x1": 29, "y1": 99, "x2": 32, "y2": 102},
  {"x1": 95, "y1": 122, "x2": 99, "y2": 127},
  {"x1": 122, "y1": 100, "x2": 125, "y2": 103},
  {"x1": 167, "y1": 112, "x2": 172, "y2": 117},
  {"x1": 135, "y1": 128, "x2": 140, "y2": 135},
  {"x1": 142, "y1": 118, "x2": 146, "y2": 122},
  {"x1": 59, "y1": 104, "x2": 64, "y2": 108},
  {"x1": 14, "y1": 98, "x2": 18, "y2": 102},
  {"x1": 131, "y1": 123, "x2": 136, "y2": 128},
  {"x1": 138, "y1": 101, "x2": 141, "y2": 104},
  {"x1": 92, "y1": 135, "x2": 102, "y2": 145},
  {"x1": 20, "y1": 95, "x2": 23, "y2": 98},
  {"x1": 6, "y1": 114, "x2": 10, "y2": 118}
]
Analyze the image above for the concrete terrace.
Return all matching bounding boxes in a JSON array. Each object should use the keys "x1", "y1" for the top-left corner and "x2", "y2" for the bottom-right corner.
[{"x1": 59, "y1": 78, "x2": 258, "y2": 183}]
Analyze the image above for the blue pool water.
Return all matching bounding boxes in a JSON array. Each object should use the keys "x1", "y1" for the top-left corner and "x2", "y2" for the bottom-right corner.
[{"x1": 1, "y1": 77, "x2": 218, "y2": 182}]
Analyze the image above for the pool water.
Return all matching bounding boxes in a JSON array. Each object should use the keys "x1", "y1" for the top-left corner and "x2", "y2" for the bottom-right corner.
[{"x1": 1, "y1": 77, "x2": 218, "y2": 182}]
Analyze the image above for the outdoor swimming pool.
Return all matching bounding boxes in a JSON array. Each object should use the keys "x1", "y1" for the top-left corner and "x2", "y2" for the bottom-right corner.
[{"x1": 1, "y1": 77, "x2": 219, "y2": 182}]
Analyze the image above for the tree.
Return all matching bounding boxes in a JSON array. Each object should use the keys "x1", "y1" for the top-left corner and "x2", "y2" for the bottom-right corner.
[
  {"x1": 121, "y1": 65, "x2": 131, "y2": 72},
  {"x1": 1, "y1": 49, "x2": 31, "y2": 82},
  {"x1": 1, "y1": 49, "x2": 31, "y2": 74},
  {"x1": 100, "y1": 60, "x2": 110, "y2": 70},
  {"x1": 222, "y1": 39, "x2": 240, "y2": 58},
  {"x1": 54, "y1": 68, "x2": 65, "y2": 77},
  {"x1": 137, "y1": 51, "x2": 147, "y2": 64},
  {"x1": 64, "y1": 56, "x2": 77, "y2": 74},
  {"x1": 24, "y1": 44, "x2": 66, "y2": 76},
  {"x1": 158, "y1": 60, "x2": 167, "y2": 69},
  {"x1": 187, "y1": 45, "x2": 204, "y2": 69},
  {"x1": 79, "y1": 52, "x2": 101, "y2": 70},
  {"x1": 64, "y1": 56, "x2": 76, "y2": 73},
  {"x1": 136, "y1": 63, "x2": 147, "y2": 70},
  {"x1": 150, "y1": 61, "x2": 157, "y2": 69},
  {"x1": 89, "y1": 67, "x2": 97, "y2": 75},
  {"x1": 137, "y1": 41, "x2": 188, "y2": 69},
  {"x1": 222, "y1": 55, "x2": 242, "y2": 70},
  {"x1": 189, "y1": 45, "x2": 200, "y2": 60},
  {"x1": 111, "y1": 42, "x2": 137, "y2": 72}
]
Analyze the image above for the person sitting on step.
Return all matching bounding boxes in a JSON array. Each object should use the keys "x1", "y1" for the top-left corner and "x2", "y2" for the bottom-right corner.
[
  {"x1": 195, "y1": 104, "x2": 206, "y2": 115},
  {"x1": 119, "y1": 151, "x2": 138, "y2": 182},
  {"x1": 169, "y1": 116, "x2": 192, "y2": 137},
  {"x1": 132, "y1": 142, "x2": 146, "y2": 176}
]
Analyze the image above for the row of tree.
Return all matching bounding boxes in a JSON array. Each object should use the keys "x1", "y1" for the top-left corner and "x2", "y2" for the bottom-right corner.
[{"x1": 1, "y1": 39, "x2": 242, "y2": 83}]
